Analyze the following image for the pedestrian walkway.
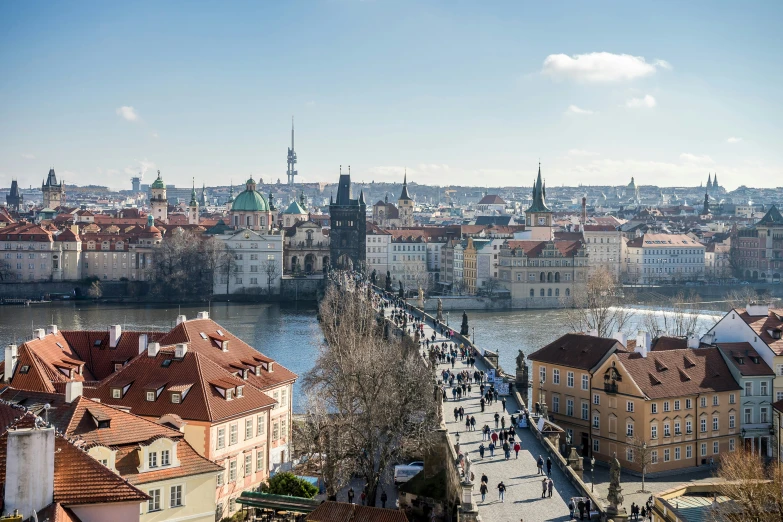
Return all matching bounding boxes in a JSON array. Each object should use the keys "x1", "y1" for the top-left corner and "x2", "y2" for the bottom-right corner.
[{"x1": 379, "y1": 298, "x2": 579, "y2": 521}]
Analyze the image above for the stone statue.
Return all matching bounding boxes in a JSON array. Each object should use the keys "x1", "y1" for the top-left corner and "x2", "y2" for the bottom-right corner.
[
  {"x1": 607, "y1": 452, "x2": 624, "y2": 511},
  {"x1": 418, "y1": 286, "x2": 425, "y2": 308},
  {"x1": 370, "y1": 269, "x2": 377, "y2": 286},
  {"x1": 516, "y1": 349, "x2": 526, "y2": 373},
  {"x1": 460, "y1": 310, "x2": 469, "y2": 336},
  {"x1": 463, "y1": 452, "x2": 473, "y2": 483},
  {"x1": 398, "y1": 280, "x2": 404, "y2": 299},
  {"x1": 436, "y1": 298, "x2": 444, "y2": 323},
  {"x1": 385, "y1": 271, "x2": 392, "y2": 292}
]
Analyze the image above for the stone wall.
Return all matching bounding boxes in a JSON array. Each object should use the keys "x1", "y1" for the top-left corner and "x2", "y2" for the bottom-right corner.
[
  {"x1": 0, "y1": 281, "x2": 149, "y2": 300},
  {"x1": 280, "y1": 276, "x2": 323, "y2": 301}
]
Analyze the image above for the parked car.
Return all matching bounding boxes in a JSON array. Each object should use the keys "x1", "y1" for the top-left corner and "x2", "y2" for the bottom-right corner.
[{"x1": 393, "y1": 461, "x2": 424, "y2": 485}]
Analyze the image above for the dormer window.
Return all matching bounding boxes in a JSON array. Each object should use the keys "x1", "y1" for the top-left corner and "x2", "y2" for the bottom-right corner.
[
  {"x1": 114, "y1": 363, "x2": 123, "y2": 372},
  {"x1": 237, "y1": 385, "x2": 244, "y2": 398},
  {"x1": 242, "y1": 369, "x2": 248, "y2": 380},
  {"x1": 161, "y1": 450, "x2": 170, "y2": 466},
  {"x1": 171, "y1": 393, "x2": 181, "y2": 404},
  {"x1": 256, "y1": 365, "x2": 261, "y2": 375},
  {"x1": 112, "y1": 388, "x2": 122, "y2": 399},
  {"x1": 19, "y1": 365, "x2": 30, "y2": 374},
  {"x1": 149, "y1": 452, "x2": 158, "y2": 468},
  {"x1": 146, "y1": 391, "x2": 156, "y2": 402},
  {"x1": 226, "y1": 389, "x2": 234, "y2": 401}
]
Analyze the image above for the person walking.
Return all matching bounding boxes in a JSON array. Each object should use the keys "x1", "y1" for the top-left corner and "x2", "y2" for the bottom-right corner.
[
  {"x1": 453, "y1": 407, "x2": 459, "y2": 422},
  {"x1": 568, "y1": 499, "x2": 575, "y2": 519},
  {"x1": 380, "y1": 490, "x2": 387, "y2": 508},
  {"x1": 502, "y1": 441, "x2": 510, "y2": 460},
  {"x1": 348, "y1": 487, "x2": 355, "y2": 504},
  {"x1": 470, "y1": 415, "x2": 476, "y2": 431},
  {"x1": 541, "y1": 477, "x2": 547, "y2": 498},
  {"x1": 459, "y1": 407, "x2": 464, "y2": 421},
  {"x1": 577, "y1": 499, "x2": 585, "y2": 520},
  {"x1": 360, "y1": 490, "x2": 366, "y2": 505},
  {"x1": 501, "y1": 416, "x2": 506, "y2": 429},
  {"x1": 478, "y1": 443, "x2": 485, "y2": 459},
  {"x1": 494, "y1": 412, "x2": 500, "y2": 428},
  {"x1": 537, "y1": 455, "x2": 544, "y2": 475},
  {"x1": 488, "y1": 441, "x2": 496, "y2": 458},
  {"x1": 479, "y1": 482, "x2": 488, "y2": 503},
  {"x1": 547, "y1": 478, "x2": 553, "y2": 498},
  {"x1": 481, "y1": 473, "x2": 488, "y2": 486},
  {"x1": 465, "y1": 416, "x2": 471, "y2": 432},
  {"x1": 497, "y1": 481, "x2": 506, "y2": 503},
  {"x1": 546, "y1": 456, "x2": 552, "y2": 476},
  {"x1": 502, "y1": 397, "x2": 507, "y2": 410},
  {"x1": 586, "y1": 498, "x2": 592, "y2": 518},
  {"x1": 513, "y1": 441, "x2": 521, "y2": 459},
  {"x1": 491, "y1": 430, "x2": 499, "y2": 445},
  {"x1": 480, "y1": 397, "x2": 485, "y2": 412}
]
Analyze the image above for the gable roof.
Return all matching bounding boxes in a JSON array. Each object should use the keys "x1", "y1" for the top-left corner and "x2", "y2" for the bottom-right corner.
[
  {"x1": 717, "y1": 344, "x2": 775, "y2": 377},
  {"x1": 478, "y1": 194, "x2": 505, "y2": 205},
  {"x1": 528, "y1": 333, "x2": 622, "y2": 370},
  {"x1": 756, "y1": 205, "x2": 783, "y2": 226},
  {"x1": 736, "y1": 308, "x2": 783, "y2": 355}
]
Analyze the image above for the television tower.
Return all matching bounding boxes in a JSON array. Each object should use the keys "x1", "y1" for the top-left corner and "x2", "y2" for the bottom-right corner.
[{"x1": 287, "y1": 117, "x2": 298, "y2": 185}]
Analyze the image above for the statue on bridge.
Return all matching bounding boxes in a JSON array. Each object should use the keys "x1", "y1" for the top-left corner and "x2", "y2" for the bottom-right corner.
[
  {"x1": 460, "y1": 310, "x2": 469, "y2": 336},
  {"x1": 417, "y1": 286, "x2": 424, "y2": 308},
  {"x1": 607, "y1": 452, "x2": 624, "y2": 514},
  {"x1": 370, "y1": 269, "x2": 377, "y2": 286},
  {"x1": 436, "y1": 298, "x2": 443, "y2": 323},
  {"x1": 385, "y1": 271, "x2": 392, "y2": 292},
  {"x1": 398, "y1": 280, "x2": 404, "y2": 299},
  {"x1": 516, "y1": 350, "x2": 526, "y2": 374}
]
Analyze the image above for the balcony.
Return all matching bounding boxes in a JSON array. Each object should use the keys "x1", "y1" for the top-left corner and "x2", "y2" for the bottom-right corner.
[{"x1": 604, "y1": 382, "x2": 618, "y2": 393}]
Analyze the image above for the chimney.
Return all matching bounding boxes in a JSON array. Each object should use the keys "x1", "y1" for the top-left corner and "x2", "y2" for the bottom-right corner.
[
  {"x1": 197, "y1": 311, "x2": 209, "y2": 320},
  {"x1": 65, "y1": 381, "x2": 83, "y2": 403},
  {"x1": 109, "y1": 325, "x2": 121, "y2": 348},
  {"x1": 47, "y1": 325, "x2": 58, "y2": 335},
  {"x1": 687, "y1": 334, "x2": 700, "y2": 349},
  {"x1": 175, "y1": 343, "x2": 188, "y2": 359},
  {"x1": 636, "y1": 331, "x2": 651, "y2": 358},
  {"x1": 34, "y1": 329, "x2": 45, "y2": 340},
  {"x1": 4, "y1": 345, "x2": 18, "y2": 383},
  {"x1": 613, "y1": 331, "x2": 627, "y2": 347},
  {"x1": 746, "y1": 302, "x2": 770, "y2": 317},
  {"x1": 581, "y1": 196, "x2": 587, "y2": 230},
  {"x1": 147, "y1": 342, "x2": 161, "y2": 358},
  {"x1": 176, "y1": 314, "x2": 187, "y2": 325},
  {"x1": 4, "y1": 427, "x2": 55, "y2": 518},
  {"x1": 138, "y1": 333, "x2": 148, "y2": 355}
]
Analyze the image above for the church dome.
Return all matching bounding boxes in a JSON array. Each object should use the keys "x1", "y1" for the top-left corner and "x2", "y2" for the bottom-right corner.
[
  {"x1": 232, "y1": 188, "x2": 269, "y2": 212},
  {"x1": 151, "y1": 172, "x2": 165, "y2": 189}
]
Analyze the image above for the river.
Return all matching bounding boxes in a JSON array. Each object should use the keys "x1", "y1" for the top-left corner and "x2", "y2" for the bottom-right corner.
[{"x1": 0, "y1": 302, "x2": 724, "y2": 413}]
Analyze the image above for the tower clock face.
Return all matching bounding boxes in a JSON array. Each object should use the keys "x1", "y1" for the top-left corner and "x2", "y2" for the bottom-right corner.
[{"x1": 538, "y1": 217, "x2": 546, "y2": 225}]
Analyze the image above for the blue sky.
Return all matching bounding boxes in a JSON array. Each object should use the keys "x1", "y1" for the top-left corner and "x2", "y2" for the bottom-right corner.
[{"x1": 1, "y1": 1, "x2": 780, "y2": 190}]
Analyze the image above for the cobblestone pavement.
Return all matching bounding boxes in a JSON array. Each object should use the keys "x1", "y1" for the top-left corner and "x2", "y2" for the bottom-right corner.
[{"x1": 381, "y1": 301, "x2": 581, "y2": 522}]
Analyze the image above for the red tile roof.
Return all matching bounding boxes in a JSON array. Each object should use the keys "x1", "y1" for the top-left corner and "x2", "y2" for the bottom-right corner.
[
  {"x1": 37, "y1": 503, "x2": 81, "y2": 522},
  {"x1": 717, "y1": 343, "x2": 775, "y2": 377},
  {"x1": 616, "y1": 347, "x2": 741, "y2": 399},
  {"x1": 528, "y1": 333, "x2": 622, "y2": 370},
  {"x1": 737, "y1": 308, "x2": 783, "y2": 355},
  {"x1": 650, "y1": 336, "x2": 689, "y2": 351}
]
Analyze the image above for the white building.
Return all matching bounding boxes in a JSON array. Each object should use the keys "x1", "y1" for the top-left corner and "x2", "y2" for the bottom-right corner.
[
  {"x1": 366, "y1": 223, "x2": 391, "y2": 279},
  {"x1": 582, "y1": 224, "x2": 623, "y2": 280},
  {"x1": 623, "y1": 233, "x2": 705, "y2": 284},
  {"x1": 212, "y1": 229, "x2": 283, "y2": 295}
]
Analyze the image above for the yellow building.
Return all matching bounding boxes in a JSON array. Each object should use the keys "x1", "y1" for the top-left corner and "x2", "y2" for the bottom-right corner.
[{"x1": 463, "y1": 237, "x2": 477, "y2": 294}]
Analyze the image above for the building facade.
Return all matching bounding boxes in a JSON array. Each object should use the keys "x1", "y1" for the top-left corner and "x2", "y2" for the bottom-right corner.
[
  {"x1": 623, "y1": 233, "x2": 705, "y2": 284},
  {"x1": 213, "y1": 228, "x2": 284, "y2": 295}
]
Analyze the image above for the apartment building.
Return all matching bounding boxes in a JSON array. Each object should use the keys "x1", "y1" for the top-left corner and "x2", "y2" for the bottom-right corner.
[
  {"x1": 591, "y1": 341, "x2": 741, "y2": 473},
  {"x1": 366, "y1": 223, "x2": 391, "y2": 277},
  {"x1": 623, "y1": 233, "x2": 705, "y2": 284},
  {"x1": 212, "y1": 228, "x2": 284, "y2": 295},
  {"x1": 582, "y1": 224, "x2": 622, "y2": 280}
]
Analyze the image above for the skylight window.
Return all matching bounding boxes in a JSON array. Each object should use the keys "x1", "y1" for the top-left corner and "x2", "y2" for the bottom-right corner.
[
  {"x1": 161, "y1": 359, "x2": 172, "y2": 368},
  {"x1": 56, "y1": 342, "x2": 63, "y2": 349},
  {"x1": 217, "y1": 330, "x2": 224, "y2": 336},
  {"x1": 199, "y1": 332, "x2": 208, "y2": 340},
  {"x1": 94, "y1": 339, "x2": 102, "y2": 346}
]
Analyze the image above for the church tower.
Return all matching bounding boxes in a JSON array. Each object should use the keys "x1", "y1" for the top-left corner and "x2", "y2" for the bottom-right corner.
[
  {"x1": 398, "y1": 171, "x2": 414, "y2": 227},
  {"x1": 525, "y1": 163, "x2": 553, "y2": 241},
  {"x1": 41, "y1": 168, "x2": 64, "y2": 209},
  {"x1": 329, "y1": 166, "x2": 366, "y2": 271},
  {"x1": 6, "y1": 179, "x2": 23, "y2": 212},
  {"x1": 187, "y1": 179, "x2": 199, "y2": 225},
  {"x1": 150, "y1": 170, "x2": 169, "y2": 224}
]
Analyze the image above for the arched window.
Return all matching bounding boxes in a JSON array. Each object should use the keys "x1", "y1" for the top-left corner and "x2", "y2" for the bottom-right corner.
[
  {"x1": 555, "y1": 288, "x2": 560, "y2": 297},
  {"x1": 540, "y1": 272, "x2": 545, "y2": 282},
  {"x1": 530, "y1": 289, "x2": 534, "y2": 297},
  {"x1": 566, "y1": 288, "x2": 571, "y2": 297},
  {"x1": 547, "y1": 272, "x2": 553, "y2": 283},
  {"x1": 547, "y1": 288, "x2": 552, "y2": 297},
  {"x1": 555, "y1": 272, "x2": 560, "y2": 282},
  {"x1": 540, "y1": 288, "x2": 545, "y2": 297},
  {"x1": 246, "y1": 215, "x2": 253, "y2": 227},
  {"x1": 233, "y1": 215, "x2": 239, "y2": 227}
]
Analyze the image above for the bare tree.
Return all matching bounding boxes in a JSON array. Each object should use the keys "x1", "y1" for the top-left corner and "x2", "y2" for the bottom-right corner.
[
  {"x1": 300, "y1": 284, "x2": 438, "y2": 505},
  {"x1": 562, "y1": 266, "x2": 635, "y2": 338},
  {"x1": 728, "y1": 245, "x2": 745, "y2": 279},
  {"x1": 262, "y1": 258, "x2": 281, "y2": 295},
  {"x1": 726, "y1": 287, "x2": 766, "y2": 310},
  {"x1": 642, "y1": 291, "x2": 703, "y2": 339},
  {"x1": 713, "y1": 449, "x2": 783, "y2": 521},
  {"x1": 151, "y1": 229, "x2": 218, "y2": 299},
  {"x1": 628, "y1": 437, "x2": 654, "y2": 493},
  {"x1": 88, "y1": 280, "x2": 103, "y2": 299},
  {"x1": 482, "y1": 276, "x2": 501, "y2": 296},
  {"x1": 0, "y1": 263, "x2": 15, "y2": 282}
]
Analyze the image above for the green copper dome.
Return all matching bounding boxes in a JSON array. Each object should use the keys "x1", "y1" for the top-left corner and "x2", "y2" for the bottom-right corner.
[
  {"x1": 282, "y1": 200, "x2": 307, "y2": 215},
  {"x1": 151, "y1": 171, "x2": 165, "y2": 189},
  {"x1": 232, "y1": 188, "x2": 269, "y2": 212}
]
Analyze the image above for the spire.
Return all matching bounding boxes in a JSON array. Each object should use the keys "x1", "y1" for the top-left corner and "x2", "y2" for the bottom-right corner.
[
  {"x1": 359, "y1": 190, "x2": 365, "y2": 205},
  {"x1": 526, "y1": 162, "x2": 552, "y2": 213},
  {"x1": 707, "y1": 173, "x2": 711, "y2": 192},
  {"x1": 189, "y1": 178, "x2": 198, "y2": 206},
  {"x1": 399, "y1": 169, "x2": 412, "y2": 202},
  {"x1": 713, "y1": 173, "x2": 719, "y2": 189}
]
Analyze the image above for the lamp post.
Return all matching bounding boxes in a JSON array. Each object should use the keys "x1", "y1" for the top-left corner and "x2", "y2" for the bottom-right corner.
[
  {"x1": 591, "y1": 456, "x2": 596, "y2": 493},
  {"x1": 472, "y1": 326, "x2": 475, "y2": 345},
  {"x1": 446, "y1": 311, "x2": 449, "y2": 326}
]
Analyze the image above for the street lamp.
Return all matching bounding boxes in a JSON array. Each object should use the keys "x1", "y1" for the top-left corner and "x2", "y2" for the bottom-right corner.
[
  {"x1": 472, "y1": 327, "x2": 475, "y2": 344},
  {"x1": 591, "y1": 456, "x2": 596, "y2": 493},
  {"x1": 446, "y1": 311, "x2": 450, "y2": 326}
]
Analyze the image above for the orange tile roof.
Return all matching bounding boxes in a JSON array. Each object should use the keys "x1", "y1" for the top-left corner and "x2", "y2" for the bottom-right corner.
[
  {"x1": 37, "y1": 503, "x2": 81, "y2": 522},
  {"x1": 717, "y1": 343, "x2": 775, "y2": 377},
  {"x1": 737, "y1": 308, "x2": 783, "y2": 355}
]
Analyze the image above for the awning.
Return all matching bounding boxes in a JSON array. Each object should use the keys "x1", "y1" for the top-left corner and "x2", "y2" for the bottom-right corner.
[{"x1": 236, "y1": 491, "x2": 321, "y2": 513}]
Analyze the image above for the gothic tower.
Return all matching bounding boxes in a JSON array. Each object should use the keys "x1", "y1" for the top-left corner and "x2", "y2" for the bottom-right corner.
[
  {"x1": 398, "y1": 171, "x2": 414, "y2": 227},
  {"x1": 329, "y1": 167, "x2": 366, "y2": 271},
  {"x1": 6, "y1": 179, "x2": 23, "y2": 212},
  {"x1": 41, "y1": 168, "x2": 64, "y2": 209},
  {"x1": 525, "y1": 163, "x2": 553, "y2": 240},
  {"x1": 188, "y1": 179, "x2": 199, "y2": 225},
  {"x1": 150, "y1": 170, "x2": 169, "y2": 224}
]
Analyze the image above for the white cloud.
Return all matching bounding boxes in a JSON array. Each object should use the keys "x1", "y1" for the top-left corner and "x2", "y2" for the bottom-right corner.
[
  {"x1": 625, "y1": 94, "x2": 656, "y2": 108},
  {"x1": 679, "y1": 153, "x2": 714, "y2": 164},
  {"x1": 565, "y1": 105, "x2": 594, "y2": 115},
  {"x1": 568, "y1": 149, "x2": 599, "y2": 157},
  {"x1": 123, "y1": 159, "x2": 157, "y2": 177},
  {"x1": 542, "y1": 52, "x2": 669, "y2": 82},
  {"x1": 151, "y1": 132, "x2": 159, "y2": 139},
  {"x1": 727, "y1": 137, "x2": 742, "y2": 143},
  {"x1": 21, "y1": 153, "x2": 35, "y2": 160},
  {"x1": 116, "y1": 106, "x2": 139, "y2": 122}
]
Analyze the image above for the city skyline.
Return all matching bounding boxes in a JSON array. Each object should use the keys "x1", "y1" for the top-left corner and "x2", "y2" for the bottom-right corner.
[{"x1": 1, "y1": 1, "x2": 780, "y2": 190}]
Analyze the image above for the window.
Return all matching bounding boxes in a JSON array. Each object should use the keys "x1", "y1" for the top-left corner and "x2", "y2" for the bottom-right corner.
[
  {"x1": 686, "y1": 399, "x2": 692, "y2": 409},
  {"x1": 148, "y1": 489, "x2": 161, "y2": 512},
  {"x1": 664, "y1": 423, "x2": 671, "y2": 437},
  {"x1": 273, "y1": 422, "x2": 280, "y2": 441},
  {"x1": 217, "y1": 427, "x2": 225, "y2": 449},
  {"x1": 729, "y1": 393, "x2": 736, "y2": 404},
  {"x1": 582, "y1": 374, "x2": 589, "y2": 391},
  {"x1": 700, "y1": 397, "x2": 707, "y2": 408},
  {"x1": 626, "y1": 448, "x2": 634, "y2": 462},
  {"x1": 729, "y1": 414, "x2": 735, "y2": 429},
  {"x1": 626, "y1": 422, "x2": 634, "y2": 437},
  {"x1": 626, "y1": 401, "x2": 634, "y2": 413},
  {"x1": 663, "y1": 401, "x2": 670, "y2": 412},
  {"x1": 686, "y1": 420, "x2": 692, "y2": 434},
  {"x1": 713, "y1": 417, "x2": 719, "y2": 431},
  {"x1": 553, "y1": 396, "x2": 560, "y2": 413},
  {"x1": 161, "y1": 450, "x2": 170, "y2": 466},
  {"x1": 713, "y1": 441, "x2": 719, "y2": 454},
  {"x1": 651, "y1": 403, "x2": 657, "y2": 414},
  {"x1": 593, "y1": 439, "x2": 599, "y2": 453},
  {"x1": 170, "y1": 485, "x2": 183, "y2": 508},
  {"x1": 148, "y1": 452, "x2": 158, "y2": 468},
  {"x1": 593, "y1": 414, "x2": 600, "y2": 429},
  {"x1": 257, "y1": 450, "x2": 265, "y2": 472},
  {"x1": 257, "y1": 415, "x2": 266, "y2": 437},
  {"x1": 651, "y1": 450, "x2": 658, "y2": 464},
  {"x1": 761, "y1": 407, "x2": 769, "y2": 423},
  {"x1": 217, "y1": 471, "x2": 224, "y2": 486},
  {"x1": 700, "y1": 418, "x2": 707, "y2": 433},
  {"x1": 713, "y1": 395, "x2": 719, "y2": 406},
  {"x1": 230, "y1": 423, "x2": 238, "y2": 445},
  {"x1": 112, "y1": 388, "x2": 121, "y2": 399},
  {"x1": 675, "y1": 447, "x2": 681, "y2": 460},
  {"x1": 567, "y1": 372, "x2": 574, "y2": 388},
  {"x1": 686, "y1": 445, "x2": 692, "y2": 459},
  {"x1": 566, "y1": 399, "x2": 574, "y2": 417},
  {"x1": 245, "y1": 419, "x2": 253, "y2": 440},
  {"x1": 729, "y1": 438, "x2": 735, "y2": 452},
  {"x1": 674, "y1": 400, "x2": 680, "y2": 411},
  {"x1": 761, "y1": 381, "x2": 768, "y2": 396},
  {"x1": 229, "y1": 460, "x2": 237, "y2": 482},
  {"x1": 582, "y1": 402, "x2": 589, "y2": 420},
  {"x1": 245, "y1": 453, "x2": 253, "y2": 477},
  {"x1": 281, "y1": 389, "x2": 287, "y2": 407},
  {"x1": 744, "y1": 408, "x2": 752, "y2": 424},
  {"x1": 664, "y1": 449, "x2": 670, "y2": 462},
  {"x1": 651, "y1": 425, "x2": 657, "y2": 439},
  {"x1": 553, "y1": 369, "x2": 560, "y2": 385},
  {"x1": 701, "y1": 443, "x2": 707, "y2": 457},
  {"x1": 171, "y1": 393, "x2": 181, "y2": 404},
  {"x1": 593, "y1": 394, "x2": 600, "y2": 405},
  {"x1": 146, "y1": 391, "x2": 156, "y2": 402},
  {"x1": 539, "y1": 366, "x2": 546, "y2": 383},
  {"x1": 778, "y1": 391, "x2": 783, "y2": 402}
]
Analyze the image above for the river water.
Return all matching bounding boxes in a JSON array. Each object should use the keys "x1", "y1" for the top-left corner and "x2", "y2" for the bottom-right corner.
[{"x1": 0, "y1": 302, "x2": 724, "y2": 413}]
